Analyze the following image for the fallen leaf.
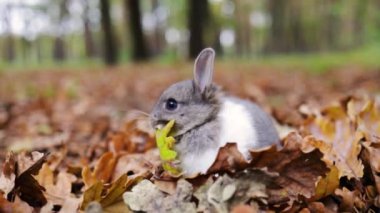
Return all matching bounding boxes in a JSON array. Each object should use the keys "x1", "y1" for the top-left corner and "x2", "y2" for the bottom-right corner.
[
  {"x1": 231, "y1": 204, "x2": 259, "y2": 213},
  {"x1": 103, "y1": 200, "x2": 130, "y2": 213},
  {"x1": 112, "y1": 149, "x2": 159, "y2": 181},
  {"x1": 302, "y1": 103, "x2": 364, "y2": 179},
  {"x1": 361, "y1": 141, "x2": 380, "y2": 195},
  {"x1": 206, "y1": 143, "x2": 250, "y2": 174},
  {"x1": 313, "y1": 165, "x2": 340, "y2": 200},
  {"x1": 123, "y1": 179, "x2": 165, "y2": 211},
  {"x1": 300, "y1": 201, "x2": 335, "y2": 213},
  {"x1": 100, "y1": 173, "x2": 136, "y2": 207},
  {"x1": 35, "y1": 164, "x2": 77, "y2": 206},
  {"x1": 193, "y1": 177, "x2": 214, "y2": 212},
  {"x1": 93, "y1": 152, "x2": 117, "y2": 183},
  {"x1": 81, "y1": 173, "x2": 141, "y2": 210},
  {"x1": 251, "y1": 132, "x2": 329, "y2": 208},
  {"x1": 123, "y1": 179, "x2": 196, "y2": 212},
  {"x1": 334, "y1": 187, "x2": 365, "y2": 212},
  {"x1": 81, "y1": 181, "x2": 103, "y2": 210},
  {"x1": 82, "y1": 166, "x2": 98, "y2": 189},
  {"x1": 207, "y1": 174, "x2": 235, "y2": 213},
  {"x1": 229, "y1": 169, "x2": 272, "y2": 207},
  {"x1": 59, "y1": 197, "x2": 81, "y2": 213},
  {"x1": 356, "y1": 100, "x2": 380, "y2": 142},
  {"x1": 0, "y1": 152, "x2": 16, "y2": 196},
  {"x1": 7, "y1": 152, "x2": 49, "y2": 208}
]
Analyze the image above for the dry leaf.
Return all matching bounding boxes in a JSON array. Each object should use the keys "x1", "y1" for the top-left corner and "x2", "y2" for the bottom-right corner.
[
  {"x1": 302, "y1": 104, "x2": 364, "y2": 179},
  {"x1": 334, "y1": 187, "x2": 365, "y2": 212},
  {"x1": 7, "y1": 152, "x2": 49, "y2": 208},
  {"x1": 113, "y1": 149, "x2": 159, "y2": 181},
  {"x1": 361, "y1": 142, "x2": 380, "y2": 194},
  {"x1": 207, "y1": 143, "x2": 250, "y2": 174},
  {"x1": 300, "y1": 201, "x2": 335, "y2": 213},
  {"x1": 0, "y1": 152, "x2": 16, "y2": 196},
  {"x1": 313, "y1": 165, "x2": 340, "y2": 200},
  {"x1": 231, "y1": 204, "x2": 259, "y2": 213},
  {"x1": 356, "y1": 100, "x2": 380, "y2": 142},
  {"x1": 251, "y1": 132, "x2": 328, "y2": 208},
  {"x1": 81, "y1": 173, "x2": 140, "y2": 210},
  {"x1": 59, "y1": 197, "x2": 81, "y2": 213},
  {"x1": 35, "y1": 164, "x2": 77, "y2": 206},
  {"x1": 207, "y1": 174, "x2": 235, "y2": 213},
  {"x1": 81, "y1": 181, "x2": 103, "y2": 210},
  {"x1": 82, "y1": 166, "x2": 98, "y2": 189},
  {"x1": 123, "y1": 179, "x2": 165, "y2": 211},
  {"x1": 100, "y1": 173, "x2": 135, "y2": 207},
  {"x1": 93, "y1": 152, "x2": 117, "y2": 183},
  {"x1": 123, "y1": 179, "x2": 196, "y2": 213}
]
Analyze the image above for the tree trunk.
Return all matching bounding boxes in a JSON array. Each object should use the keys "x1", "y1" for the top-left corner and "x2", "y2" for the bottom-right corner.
[
  {"x1": 151, "y1": 0, "x2": 164, "y2": 55},
  {"x1": 52, "y1": 0, "x2": 68, "y2": 61},
  {"x1": 353, "y1": 0, "x2": 368, "y2": 45},
  {"x1": 234, "y1": 0, "x2": 251, "y2": 55},
  {"x1": 2, "y1": 4, "x2": 15, "y2": 62},
  {"x1": 4, "y1": 35, "x2": 15, "y2": 62},
  {"x1": 100, "y1": 0, "x2": 118, "y2": 65},
  {"x1": 125, "y1": 0, "x2": 149, "y2": 61},
  {"x1": 188, "y1": 0, "x2": 210, "y2": 59},
  {"x1": 265, "y1": 0, "x2": 287, "y2": 53},
  {"x1": 83, "y1": 0, "x2": 96, "y2": 58},
  {"x1": 53, "y1": 36, "x2": 66, "y2": 61},
  {"x1": 323, "y1": 0, "x2": 340, "y2": 50}
]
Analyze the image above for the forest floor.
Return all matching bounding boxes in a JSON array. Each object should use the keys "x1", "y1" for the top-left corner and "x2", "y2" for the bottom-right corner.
[{"x1": 0, "y1": 63, "x2": 380, "y2": 212}]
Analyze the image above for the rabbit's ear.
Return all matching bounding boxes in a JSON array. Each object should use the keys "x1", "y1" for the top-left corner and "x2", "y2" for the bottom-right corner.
[{"x1": 193, "y1": 48, "x2": 215, "y2": 93}]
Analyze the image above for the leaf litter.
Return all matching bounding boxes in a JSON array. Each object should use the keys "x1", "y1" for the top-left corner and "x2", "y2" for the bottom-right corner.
[{"x1": 0, "y1": 67, "x2": 380, "y2": 212}]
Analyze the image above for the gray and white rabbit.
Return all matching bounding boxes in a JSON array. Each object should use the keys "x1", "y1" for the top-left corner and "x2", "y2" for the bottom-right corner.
[{"x1": 150, "y1": 48, "x2": 280, "y2": 176}]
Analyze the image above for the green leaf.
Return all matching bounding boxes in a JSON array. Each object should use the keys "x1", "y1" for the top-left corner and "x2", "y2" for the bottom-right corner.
[{"x1": 155, "y1": 120, "x2": 181, "y2": 175}]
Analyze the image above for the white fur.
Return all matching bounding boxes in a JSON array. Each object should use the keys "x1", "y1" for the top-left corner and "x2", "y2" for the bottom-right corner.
[
  {"x1": 182, "y1": 99, "x2": 259, "y2": 175},
  {"x1": 182, "y1": 149, "x2": 219, "y2": 175},
  {"x1": 218, "y1": 99, "x2": 258, "y2": 159}
]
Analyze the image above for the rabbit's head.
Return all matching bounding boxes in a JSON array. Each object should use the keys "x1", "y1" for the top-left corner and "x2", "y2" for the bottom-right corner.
[{"x1": 150, "y1": 48, "x2": 222, "y2": 136}]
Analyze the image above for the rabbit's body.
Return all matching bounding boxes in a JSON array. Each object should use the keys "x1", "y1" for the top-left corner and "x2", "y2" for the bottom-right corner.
[
  {"x1": 151, "y1": 48, "x2": 279, "y2": 176},
  {"x1": 175, "y1": 96, "x2": 279, "y2": 175}
]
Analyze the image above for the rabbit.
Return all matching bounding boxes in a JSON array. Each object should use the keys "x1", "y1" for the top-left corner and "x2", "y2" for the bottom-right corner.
[{"x1": 150, "y1": 48, "x2": 280, "y2": 176}]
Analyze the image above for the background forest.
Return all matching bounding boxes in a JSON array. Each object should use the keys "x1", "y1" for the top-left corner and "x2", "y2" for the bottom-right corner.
[{"x1": 1, "y1": 0, "x2": 380, "y2": 70}]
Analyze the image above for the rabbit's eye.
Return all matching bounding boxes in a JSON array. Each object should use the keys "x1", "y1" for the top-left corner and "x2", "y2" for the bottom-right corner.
[{"x1": 165, "y1": 98, "x2": 178, "y2": 111}]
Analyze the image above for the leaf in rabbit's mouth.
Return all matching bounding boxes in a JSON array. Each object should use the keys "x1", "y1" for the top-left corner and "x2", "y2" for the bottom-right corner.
[{"x1": 155, "y1": 120, "x2": 182, "y2": 176}]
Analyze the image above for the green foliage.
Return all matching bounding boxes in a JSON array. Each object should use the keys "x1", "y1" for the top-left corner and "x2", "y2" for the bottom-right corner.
[{"x1": 233, "y1": 42, "x2": 380, "y2": 73}]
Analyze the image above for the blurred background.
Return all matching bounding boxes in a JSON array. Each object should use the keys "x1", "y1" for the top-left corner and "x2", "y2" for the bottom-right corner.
[
  {"x1": 1, "y1": 0, "x2": 380, "y2": 70},
  {"x1": 1, "y1": 0, "x2": 380, "y2": 169}
]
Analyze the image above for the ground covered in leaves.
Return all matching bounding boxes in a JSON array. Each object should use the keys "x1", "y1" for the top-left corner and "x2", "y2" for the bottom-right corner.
[{"x1": 0, "y1": 64, "x2": 380, "y2": 212}]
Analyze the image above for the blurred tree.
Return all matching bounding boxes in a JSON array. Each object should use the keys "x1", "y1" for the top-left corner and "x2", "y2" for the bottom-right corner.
[
  {"x1": 234, "y1": 0, "x2": 252, "y2": 55},
  {"x1": 353, "y1": 0, "x2": 369, "y2": 45},
  {"x1": 100, "y1": 0, "x2": 118, "y2": 65},
  {"x1": 53, "y1": 0, "x2": 68, "y2": 61},
  {"x1": 265, "y1": 0, "x2": 290, "y2": 53},
  {"x1": 82, "y1": 0, "x2": 97, "y2": 58},
  {"x1": 265, "y1": 0, "x2": 315, "y2": 53},
  {"x1": 1, "y1": 4, "x2": 15, "y2": 62},
  {"x1": 150, "y1": 0, "x2": 165, "y2": 56},
  {"x1": 322, "y1": 0, "x2": 341, "y2": 50},
  {"x1": 188, "y1": 0, "x2": 210, "y2": 58},
  {"x1": 207, "y1": 1, "x2": 223, "y2": 55},
  {"x1": 125, "y1": 0, "x2": 150, "y2": 61}
]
